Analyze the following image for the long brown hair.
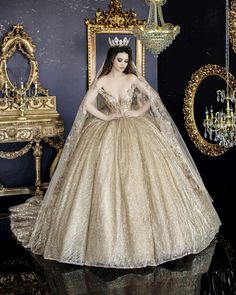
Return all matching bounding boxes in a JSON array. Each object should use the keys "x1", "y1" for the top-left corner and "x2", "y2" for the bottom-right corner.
[{"x1": 98, "y1": 46, "x2": 137, "y2": 78}]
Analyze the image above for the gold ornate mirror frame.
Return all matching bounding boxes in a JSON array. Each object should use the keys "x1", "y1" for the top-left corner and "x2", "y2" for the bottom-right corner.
[
  {"x1": 0, "y1": 24, "x2": 47, "y2": 96},
  {"x1": 85, "y1": 0, "x2": 146, "y2": 86},
  {"x1": 183, "y1": 64, "x2": 236, "y2": 156}
]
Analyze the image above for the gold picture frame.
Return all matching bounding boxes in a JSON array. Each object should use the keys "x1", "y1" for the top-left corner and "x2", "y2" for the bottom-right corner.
[
  {"x1": 85, "y1": 0, "x2": 146, "y2": 86},
  {"x1": 183, "y1": 64, "x2": 236, "y2": 156}
]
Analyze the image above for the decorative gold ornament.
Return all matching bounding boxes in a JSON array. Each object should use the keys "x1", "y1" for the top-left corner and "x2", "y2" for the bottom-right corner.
[
  {"x1": 85, "y1": 0, "x2": 146, "y2": 85},
  {"x1": 0, "y1": 24, "x2": 55, "y2": 120},
  {"x1": 183, "y1": 64, "x2": 236, "y2": 156},
  {"x1": 86, "y1": 0, "x2": 145, "y2": 28},
  {"x1": 0, "y1": 25, "x2": 64, "y2": 197},
  {"x1": 0, "y1": 140, "x2": 34, "y2": 159},
  {"x1": 133, "y1": 0, "x2": 180, "y2": 56},
  {"x1": 0, "y1": 24, "x2": 47, "y2": 98}
]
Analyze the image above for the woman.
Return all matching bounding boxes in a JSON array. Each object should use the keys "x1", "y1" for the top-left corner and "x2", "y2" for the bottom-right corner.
[{"x1": 10, "y1": 39, "x2": 221, "y2": 268}]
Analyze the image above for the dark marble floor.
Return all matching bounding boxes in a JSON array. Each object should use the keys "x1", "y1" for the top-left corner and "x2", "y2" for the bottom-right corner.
[{"x1": 0, "y1": 216, "x2": 235, "y2": 295}]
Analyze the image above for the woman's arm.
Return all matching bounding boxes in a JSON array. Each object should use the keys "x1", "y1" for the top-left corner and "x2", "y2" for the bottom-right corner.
[{"x1": 84, "y1": 80, "x2": 121, "y2": 121}]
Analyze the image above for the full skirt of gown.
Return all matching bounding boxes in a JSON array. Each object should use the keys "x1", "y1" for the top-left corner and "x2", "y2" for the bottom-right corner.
[{"x1": 10, "y1": 110, "x2": 221, "y2": 268}]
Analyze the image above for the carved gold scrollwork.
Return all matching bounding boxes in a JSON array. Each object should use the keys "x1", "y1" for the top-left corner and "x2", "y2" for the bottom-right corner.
[
  {"x1": 85, "y1": 0, "x2": 146, "y2": 86},
  {"x1": 0, "y1": 127, "x2": 33, "y2": 141},
  {"x1": 43, "y1": 136, "x2": 64, "y2": 150},
  {"x1": 0, "y1": 140, "x2": 34, "y2": 159},
  {"x1": 87, "y1": 0, "x2": 145, "y2": 28},
  {"x1": 183, "y1": 64, "x2": 236, "y2": 156}
]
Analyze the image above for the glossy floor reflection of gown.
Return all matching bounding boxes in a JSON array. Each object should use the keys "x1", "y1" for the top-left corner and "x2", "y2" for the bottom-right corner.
[
  {"x1": 60, "y1": 241, "x2": 217, "y2": 295},
  {"x1": 10, "y1": 85, "x2": 221, "y2": 268}
]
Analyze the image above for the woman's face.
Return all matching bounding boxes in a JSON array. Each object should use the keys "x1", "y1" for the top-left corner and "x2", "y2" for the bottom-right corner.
[{"x1": 112, "y1": 52, "x2": 129, "y2": 72}]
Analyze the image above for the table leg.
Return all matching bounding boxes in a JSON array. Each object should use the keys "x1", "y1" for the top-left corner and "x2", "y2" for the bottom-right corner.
[{"x1": 33, "y1": 138, "x2": 43, "y2": 196}]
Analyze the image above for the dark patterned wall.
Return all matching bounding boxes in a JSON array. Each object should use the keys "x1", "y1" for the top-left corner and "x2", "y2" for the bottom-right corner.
[{"x1": 0, "y1": 0, "x2": 235, "y2": 245}]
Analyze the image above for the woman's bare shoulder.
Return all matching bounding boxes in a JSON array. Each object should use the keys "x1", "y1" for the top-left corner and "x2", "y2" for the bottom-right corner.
[
  {"x1": 96, "y1": 75, "x2": 108, "y2": 88},
  {"x1": 126, "y1": 73, "x2": 138, "y2": 84}
]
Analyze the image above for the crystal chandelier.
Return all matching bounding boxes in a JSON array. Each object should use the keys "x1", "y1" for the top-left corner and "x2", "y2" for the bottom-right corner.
[
  {"x1": 203, "y1": 0, "x2": 236, "y2": 148},
  {"x1": 133, "y1": 0, "x2": 180, "y2": 55}
]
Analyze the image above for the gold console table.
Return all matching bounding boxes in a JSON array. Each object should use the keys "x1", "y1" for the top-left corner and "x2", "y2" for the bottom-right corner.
[
  {"x1": 0, "y1": 24, "x2": 64, "y2": 197},
  {"x1": 0, "y1": 113, "x2": 64, "y2": 197}
]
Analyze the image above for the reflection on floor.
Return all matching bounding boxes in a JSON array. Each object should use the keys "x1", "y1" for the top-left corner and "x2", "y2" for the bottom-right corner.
[{"x1": 0, "y1": 216, "x2": 235, "y2": 295}]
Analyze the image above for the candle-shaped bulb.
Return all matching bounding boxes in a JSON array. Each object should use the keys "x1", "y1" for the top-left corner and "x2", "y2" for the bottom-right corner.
[
  {"x1": 210, "y1": 105, "x2": 214, "y2": 119},
  {"x1": 21, "y1": 81, "x2": 24, "y2": 90},
  {"x1": 4, "y1": 81, "x2": 8, "y2": 97},
  {"x1": 35, "y1": 81, "x2": 38, "y2": 95},
  {"x1": 230, "y1": 107, "x2": 234, "y2": 116},
  {"x1": 205, "y1": 107, "x2": 209, "y2": 121}
]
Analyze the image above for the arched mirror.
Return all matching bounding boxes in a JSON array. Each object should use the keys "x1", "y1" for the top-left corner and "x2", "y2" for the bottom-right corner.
[
  {"x1": 0, "y1": 24, "x2": 60, "y2": 120},
  {"x1": 0, "y1": 24, "x2": 47, "y2": 97},
  {"x1": 183, "y1": 64, "x2": 236, "y2": 156},
  {"x1": 85, "y1": 0, "x2": 146, "y2": 87},
  {"x1": 6, "y1": 51, "x2": 30, "y2": 88}
]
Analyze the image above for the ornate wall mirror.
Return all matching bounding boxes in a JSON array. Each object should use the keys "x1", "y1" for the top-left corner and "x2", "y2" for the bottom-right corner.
[
  {"x1": 0, "y1": 24, "x2": 62, "y2": 120},
  {"x1": 183, "y1": 64, "x2": 236, "y2": 156},
  {"x1": 85, "y1": 0, "x2": 146, "y2": 86},
  {"x1": 6, "y1": 51, "x2": 30, "y2": 88},
  {"x1": 0, "y1": 24, "x2": 47, "y2": 97}
]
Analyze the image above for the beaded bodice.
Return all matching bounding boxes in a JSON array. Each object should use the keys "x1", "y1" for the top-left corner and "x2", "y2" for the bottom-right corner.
[{"x1": 99, "y1": 84, "x2": 135, "y2": 114}]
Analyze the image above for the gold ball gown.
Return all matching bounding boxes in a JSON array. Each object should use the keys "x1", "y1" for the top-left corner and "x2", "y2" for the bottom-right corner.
[{"x1": 10, "y1": 76, "x2": 221, "y2": 268}]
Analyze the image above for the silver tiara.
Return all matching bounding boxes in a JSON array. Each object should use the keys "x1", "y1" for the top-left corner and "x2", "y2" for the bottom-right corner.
[{"x1": 108, "y1": 37, "x2": 130, "y2": 47}]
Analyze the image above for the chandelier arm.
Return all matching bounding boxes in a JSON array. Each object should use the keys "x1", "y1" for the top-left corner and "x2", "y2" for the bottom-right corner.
[
  {"x1": 226, "y1": 0, "x2": 230, "y2": 95},
  {"x1": 147, "y1": 3, "x2": 158, "y2": 26},
  {"x1": 157, "y1": 5, "x2": 165, "y2": 26}
]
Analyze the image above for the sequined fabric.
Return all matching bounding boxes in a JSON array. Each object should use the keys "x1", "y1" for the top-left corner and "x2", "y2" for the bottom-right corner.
[{"x1": 10, "y1": 83, "x2": 221, "y2": 268}]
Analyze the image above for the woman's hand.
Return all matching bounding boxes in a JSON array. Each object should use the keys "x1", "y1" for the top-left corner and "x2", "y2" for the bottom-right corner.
[
  {"x1": 124, "y1": 110, "x2": 142, "y2": 118},
  {"x1": 105, "y1": 113, "x2": 122, "y2": 121}
]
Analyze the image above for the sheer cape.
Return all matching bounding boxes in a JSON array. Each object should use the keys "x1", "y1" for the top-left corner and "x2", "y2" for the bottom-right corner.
[{"x1": 10, "y1": 65, "x2": 213, "y2": 255}]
